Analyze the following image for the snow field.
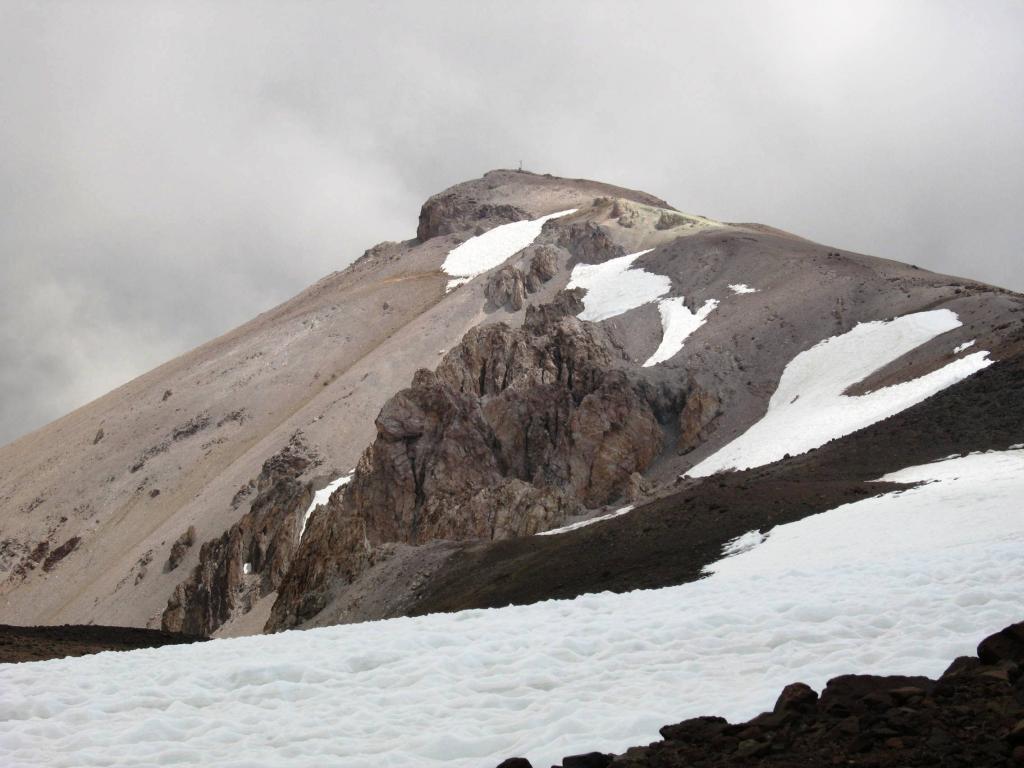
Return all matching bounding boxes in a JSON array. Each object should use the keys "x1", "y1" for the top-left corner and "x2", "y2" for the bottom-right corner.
[
  {"x1": 2, "y1": 449, "x2": 1022, "y2": 768},
  {"x1": 441, "y1": 209, "x2": 576, "y2": 291},
  {"x1": 566, "y1": 250, "x2": 668, "y2": 321},
  {"x1": 642, "y1": 297, "x2": 718, "y2": 367},
  {"x1": 688, "y1": 309, "x2": 993, "y2": 476}
]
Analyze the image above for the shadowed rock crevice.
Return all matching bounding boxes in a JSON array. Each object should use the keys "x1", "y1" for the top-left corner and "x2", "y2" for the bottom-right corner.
[{"x1": 161, "y1": 434, "x2": 318, "y2": 635}]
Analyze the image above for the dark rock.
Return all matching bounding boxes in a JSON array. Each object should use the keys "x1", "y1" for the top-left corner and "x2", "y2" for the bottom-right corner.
[
  {"x1": 495, "y1": 759, "x2": 533, "y2": 768},
  {"x1": 774, "y1": 682, "x2": 818, "y2": 713},
  {"x1": 562, "y1": 753, "x2": 613, "y2": 768},
  {"x1": 41, "y1": 536, "x2": 80, "y2": 572},
  {"x1": 1008, "y1": 720, "x2": 1024, "y2": 746},
  {"x1": 979, "y1": 621, "x2": 1024, "y2": 665}
]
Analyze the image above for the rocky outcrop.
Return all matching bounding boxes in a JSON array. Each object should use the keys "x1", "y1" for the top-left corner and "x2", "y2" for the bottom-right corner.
[
  {"x1": 556, "y1": 221, "x2": 624, "y2": 264},
  {"x1": 484, "y1": 245, "x2": 561, "y2": 311},
  {"x1": 164, "y1": 526, "x2": 196, "y2": 572},
  {"x1": 161, "y1": 434, "x2": 318, "y2": 635},
  {"x1": 268, "y1": 293, "x2": 667, "y2": 631},
  {"x1": 418, "y1": 195, "x2": 527, "y2": 242},
  {"x1": 497, "y1": 620, "x2": 1024, "y2": 767},
  {"x1": 678, "y1": 389, "x2": 721, "y2": 454}
]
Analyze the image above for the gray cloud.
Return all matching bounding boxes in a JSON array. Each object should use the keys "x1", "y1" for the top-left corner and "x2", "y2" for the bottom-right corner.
[{"x1": 2, "y1": 0, "x2": 1022, "y2": 445}]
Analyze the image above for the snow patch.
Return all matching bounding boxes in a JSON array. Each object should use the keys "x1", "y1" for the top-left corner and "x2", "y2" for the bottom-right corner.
[
  {"x1": 567, "y1": 250, "x2": 669, "y2": 321},
  {"x1": 441, "y1": 210, "x2": 576, "y2": 286},
  {"x1": 537, "y1": 505, "x2": 635, "y2": 536},
  {"x1": 242, "y1": 562, "x2": 252, "y2": 576},
  {"x1": 717, "y1": 529, "x2": 767, "y2": 560},
  {"x1": 444, "y1": 276, "x2": 473, "y2": 292},
  {"x1": 642, "y1": 297, "x2": 718, "y2": 367},
  {"x1": 953, "y1": 339, "x2": 976, "y2": 354},
  {"x1": 728, "y1": 283, "x2": 758, "y2": 294},
  {"x1": 688, "y1": 309, "x2": 993, "y2": 477},
  {"x1": 299, "y1": 473, "x2": 353, "y2": 540},
  {"x1": 4, "y1": 450, "x2": 1022, "y2": 768}
]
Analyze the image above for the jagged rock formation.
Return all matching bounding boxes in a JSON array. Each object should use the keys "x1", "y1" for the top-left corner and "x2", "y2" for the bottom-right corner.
[
  {"x1": 484, "y1": 245, "x2": 560, "y2": 310},
  {"x1": 268, "y1": 292, "x2": 669, "y2": 630},
  {"x1": 161, "y1": 434, "x2": 317, "y2": 635},
  {"x1": 501, "y1": 620, "x2": 1024, "y2": 768}
]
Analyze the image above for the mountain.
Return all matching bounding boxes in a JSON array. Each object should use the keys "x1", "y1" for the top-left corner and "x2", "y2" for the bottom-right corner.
[
  {"x1": 1, "y1": 170, "x2": 1020, "y2": 639},
  {"x1": 1, "y1": 170, "x2": 1022, "y2": 767}
]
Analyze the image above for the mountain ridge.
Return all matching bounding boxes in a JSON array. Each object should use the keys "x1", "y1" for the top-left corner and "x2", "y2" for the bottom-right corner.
[{"x1": 1, "y1": 169, "x2": 1020, "y2": 639}]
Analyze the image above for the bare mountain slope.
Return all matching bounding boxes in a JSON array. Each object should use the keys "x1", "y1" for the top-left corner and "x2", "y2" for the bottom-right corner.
[
  {"x1": 0, "y1": 171, "x2": 671, "y2": 629},
  {"x1": 1, "y1": 169, "x2": 1020, "y2": 637}
]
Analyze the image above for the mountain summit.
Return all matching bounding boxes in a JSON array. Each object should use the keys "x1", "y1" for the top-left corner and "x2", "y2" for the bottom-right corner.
[{"x1": 0, "y1": 170, "x2": 1021, "y2": 641}]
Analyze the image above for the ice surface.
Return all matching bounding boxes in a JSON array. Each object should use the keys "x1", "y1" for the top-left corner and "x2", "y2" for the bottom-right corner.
[
  {"x1": 299, "y1": 473, "x2": 352, "y2": 540},
  {"x1": 2, "y1": 449, "x2": 1021, "y2": 768},
  {"x1": 441, "y1": 210, "x2": 576, "y2": 284},
  {"x1": 536, "y1": 505, "x2": 635, "y2": 536},
  {"x1": 567, "y1": 250, "x2": 669, "y2": 321},
  {"x1": 953, "y1": 339, "x2": 976, "y2": 354},
  {"x1": 728, "y1": 283, "x2": 758, "y2": 294},
  {"x1": 688, "y1": 309, "x2": 993, "y2": 477},
  {"x1": 642, "y1": 297, "x2": 718, "y2": 367}
]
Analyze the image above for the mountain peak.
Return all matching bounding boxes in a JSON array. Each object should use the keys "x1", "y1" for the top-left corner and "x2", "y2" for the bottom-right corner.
[{"x1": 416, "y1": 169, "x2": 674, "y2": 242}]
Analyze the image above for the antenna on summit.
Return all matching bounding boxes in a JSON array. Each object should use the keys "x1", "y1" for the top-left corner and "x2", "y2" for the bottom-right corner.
[{"x1": 517, "y1": 160, "x2": 523, "y2": 171}]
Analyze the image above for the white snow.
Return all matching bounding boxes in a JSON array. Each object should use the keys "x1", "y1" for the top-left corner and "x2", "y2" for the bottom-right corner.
[
  {"x1": 642, "y1": 297, "x2": 718, "y2": 367},
  {"x1": 714, "y1": 529, "x2": 768, "y2": 561},
  {"x1": 728, "y1": 283, "x2": 758, "y2": 294},
  {"x1": 688, "y1": 309, "x2": 993, "y2": 477},
  {"x1": 537, "y1": 505, "x2": 635, "y2": 536},
  {"x1": 567, "y1": 250, "x2": 669, "y2": 321},
  {"x1": 299, "y1": 473, "x2": 353, "y2": 540},
  {"x1": 242, "y1": 562, "x2": 252, "y2": 576},
  {"x1": 953, "y1": 339, "x2": 976, "y2": 354},
  {"x1": 3, "y1": 449, "x2": 1022, "y2": 768},
  {"x1": 444, "y1": 276, "x2": 473, "y2": 292},
  {"x1": 441, "y1": 209, "x2": 576, "y2": 290}
]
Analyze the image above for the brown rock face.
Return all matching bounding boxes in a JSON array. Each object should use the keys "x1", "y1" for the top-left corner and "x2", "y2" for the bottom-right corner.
[
  {"x1": 678, "y1": 389, "x2": 721, "y2": 454},
  {"x1": 164, "y1": 526, "x2": 196, "y2": 572},
  {"x1": 268, "y1": 293, "x2": 666, "y2": 630},
  {"x1": 417, "y1": 195, "x2": 527, "y2": 242},
  {"x1": 161, "y1": 434, "x2": 317, "y2": 635},
  {"x1": 484, "y1": 245, "x2": 562, "y2": 311}
]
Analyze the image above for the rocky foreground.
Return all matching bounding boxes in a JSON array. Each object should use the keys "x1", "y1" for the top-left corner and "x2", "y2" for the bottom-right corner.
[{"x1": 497, "y1": 622, "x2": 1024, "y2": 768}]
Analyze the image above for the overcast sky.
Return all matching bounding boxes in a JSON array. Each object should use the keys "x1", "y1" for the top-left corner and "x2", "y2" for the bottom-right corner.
[{"x1": 1, "y1": 0, "x2": 1022, "y2": 446}]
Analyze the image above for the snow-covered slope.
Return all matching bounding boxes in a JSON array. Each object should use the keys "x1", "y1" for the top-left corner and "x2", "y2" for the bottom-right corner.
[
  {"x1": 442, "y1": 209, "x2": 576, "y2": 290},
  {"x1": 688, "y1": 309, "x2": 994, "y2": 476},
  {"x1": 3, "y1": 449, "x2": 1021, "y2": 768}
]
